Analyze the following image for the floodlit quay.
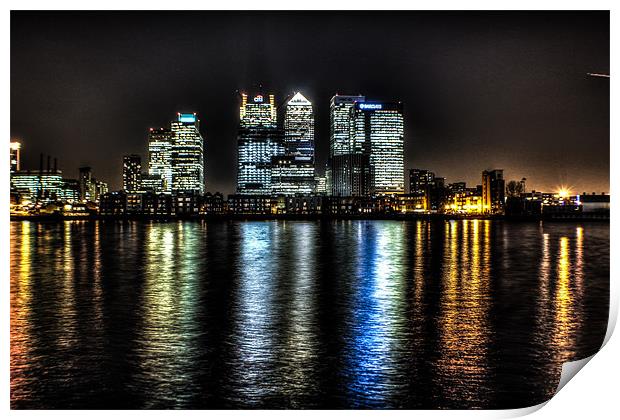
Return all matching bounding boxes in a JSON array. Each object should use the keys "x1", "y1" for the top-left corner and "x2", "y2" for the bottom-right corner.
[{"x1": 9, "y1": 191, "x2": 610, "y2": 221}]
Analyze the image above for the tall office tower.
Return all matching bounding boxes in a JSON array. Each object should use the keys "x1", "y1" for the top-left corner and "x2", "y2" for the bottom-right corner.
[
  {"x1": 237, "y1": 92, "x2": 284, "y2": 195},
  {"x1": 284, "y1": 92, "x2": 314, "y2": 158},
  {"x1": 79, "y1": 166, "x2": 95, "y2": 201},
  {"x1": 329, "y1": 94, "x2": 366, "y2": 196},
  {"x1": 482, "y1": 169, "x2": 505, "y2": 214},
  {"x1": 171, "y1": 113, "x2": 204, "y2": 194},
  {"x1": 148, "y1": 127, "x2": 173, "y2": 193},
  {"x1": 123, "y1": 154, "x2": 142, "y2": 193},
  {"x1": 409, "y1": 169, "x2": 435, "y2": 195},
  {"x1": 274, "y1": 92, "x2": 316, "y2": 195},
  {"x1": 350, "y1": 101, "x2": 404, "y2": 195},
  {"x1": 329, "y1": 95, "x2": 365, "y2": 157},
  {"x1": 10, "y1": 141, "x2": 21, "y2": 173}
]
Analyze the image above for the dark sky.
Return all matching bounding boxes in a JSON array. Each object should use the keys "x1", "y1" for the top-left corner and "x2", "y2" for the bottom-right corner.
[{"x1": 11, "y1": 11, "x2": 609, "y2": 194}]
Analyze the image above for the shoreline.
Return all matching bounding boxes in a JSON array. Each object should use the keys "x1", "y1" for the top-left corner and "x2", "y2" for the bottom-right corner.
[{"x1": 9, "y1": 213, "x2": 610, "y2": 223}]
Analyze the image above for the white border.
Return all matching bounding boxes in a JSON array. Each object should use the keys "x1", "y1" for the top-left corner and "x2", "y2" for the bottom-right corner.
[{"x1": 2, "y1": 1, "x2": 616, "y2": 419}]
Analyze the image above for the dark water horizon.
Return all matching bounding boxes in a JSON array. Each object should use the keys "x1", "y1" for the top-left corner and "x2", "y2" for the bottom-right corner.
[{"x1": 10, "y1": 219, "x2": 609, "y2": 409}]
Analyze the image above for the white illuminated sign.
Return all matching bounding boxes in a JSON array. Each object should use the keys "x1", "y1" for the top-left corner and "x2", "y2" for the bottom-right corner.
[{"x1": 359, "y1": 103, "x2": 382, "y2": 110}]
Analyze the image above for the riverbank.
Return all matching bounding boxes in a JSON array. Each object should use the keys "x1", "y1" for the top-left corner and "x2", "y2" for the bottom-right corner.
[{"x1": 9, "y1": 213, "x2": 609, "y2": 222}]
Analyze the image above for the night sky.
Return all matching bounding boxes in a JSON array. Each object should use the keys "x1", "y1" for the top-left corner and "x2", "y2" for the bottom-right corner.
[{"x1": 10, "y1": 11, "x2": 609, "y2": 195}]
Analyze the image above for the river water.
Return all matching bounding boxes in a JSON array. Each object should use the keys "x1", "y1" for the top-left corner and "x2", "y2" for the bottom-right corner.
[{"x1": 10, "y1": 219, "x2": 609, "y2": 409}]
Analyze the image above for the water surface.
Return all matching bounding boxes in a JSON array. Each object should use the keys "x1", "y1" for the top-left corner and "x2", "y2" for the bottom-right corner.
[{"x1": 10, "y1": 220, "x2": 609, "y2": 409}]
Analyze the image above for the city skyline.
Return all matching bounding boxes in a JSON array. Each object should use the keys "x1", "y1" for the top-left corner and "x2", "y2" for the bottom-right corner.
[{"x1": 10, "y1": 11, "x2": 610, "y2": 194}]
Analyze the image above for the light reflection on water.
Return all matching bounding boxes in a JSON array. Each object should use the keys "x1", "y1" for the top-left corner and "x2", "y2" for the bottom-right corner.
[
  {"x1": 10, "y1": 220, "x2": 609, "y2": 409},
  {"x1": 344, "y1": 222, "x2": 408, "y2": 407}
]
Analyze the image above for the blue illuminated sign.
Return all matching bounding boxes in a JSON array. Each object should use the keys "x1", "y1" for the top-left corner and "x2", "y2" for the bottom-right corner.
[
  {"x1": 359, "y1": 103, "x2": 383, "y2": 110},
  {"x1": 254, "y1": 95, "x2": 264, "y2": 103},
  {"x1": 178, "y1": 113, "x2": 196, "y2": 123}
]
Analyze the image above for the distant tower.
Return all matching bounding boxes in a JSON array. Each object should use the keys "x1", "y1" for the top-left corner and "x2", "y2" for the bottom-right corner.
[
  {"x1": 236, "y1": 91, "x2": 284, "y2": 195},
  {"x1": 171, "y1": 113, "x2": 204, "y2": 194},
  {"x1": 284, "y1": 92, "x2": 315, "y2": 159},
  {"x1": 272, "y1": 92, "x2": 315, "y2": 195},
  {"x1": 79, "y1": 166, "x2": 94, "y2": 201},
  {"x1": 329, "y1": 94, "x2": 366, "y2": 196},
  {"x1": 10, "y1": 141, "x2": 21, "y2": 173},
  {"x1": 350, "y1": 101, "x2": 405, "y2": 195},
  {"x1": 123, "y1": 154, "x2": 142, "y2": 193},
  {"x1": 330, "y1": 95, "x2": 365, "y2": 157},
  {"x1": 148, "y1": 127, "x2": 173, "y2": 193}
]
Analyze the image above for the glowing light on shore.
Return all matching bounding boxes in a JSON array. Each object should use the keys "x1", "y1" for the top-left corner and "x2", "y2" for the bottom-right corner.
[{"x1": 557, "y1": 187, "x2": 571, "y2": 199}]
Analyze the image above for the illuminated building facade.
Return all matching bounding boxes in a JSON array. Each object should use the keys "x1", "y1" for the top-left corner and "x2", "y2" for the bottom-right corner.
[
  {"x1": 330, "y1": 94, "x2": 365, "y2": 157},
  {"x1": 325, "y1": 163, "x2": 332, "y2": 195},
  {"x1": 148, "y1": 127, "x2": 173, "y2": 193},
  {"x1": 271, "y1": 92, "x2": 316, "y2": 195},
  {"x1": 445, "y1": 191, "x2": 484, "y2": 214},
  {"x1": 350, "y1": 101, "x2": 404, "y2": 195},
  {"x1": 237, "y1": 92, "x2": 284, "y2": 195},
  {"x1": 448, "y1": 181, "x2": 467, "y2": 194},
  {"x1": 350, "y1": 102, "x2": 405, "y2": 194},
  {"x1": 141, "y1": 173, "x2": 163, "y2": 193},
  {"x1": 271, "y1": 155, "x2": 315, "y2": 196},
  {"x1": 329, "y1": 94, "x2": 366, "y2": 196},
  {"x1": 409, "y1": 169, "x2": 435, "y2": 196},
  {"x1": 171, "y1": 113, "x2": 204, "y2": 194},
  {"x1": 10, "y1": 141, "x2": 21, "y2": 173},
  {"x1": 482, "y1": 169, "x2": 505, "y2": 214},
  {"x1": 11, "y1": 170, "x2": 64, "y2": 202},
  {"x1": 327, "y1": 95, "x2": 370, "y2": 197},
  {"x1": 62, "y1": 179, "x2": 81, "y2": 202},
  {"x1": 79, "y1": 166, "x2": 95, "y2": 201},
  {"x1": 284, "y1": 92, "x2": 314, "y2": 158},
  {"x1": 314, "y1": 175, "x2": 327, "y2": 194},
  {"x1": 94, "y1": 180, "x2": 108, "y2": 202},
  {"x1": 122, "y1": 154, "x2": 142, "y2": 193}
]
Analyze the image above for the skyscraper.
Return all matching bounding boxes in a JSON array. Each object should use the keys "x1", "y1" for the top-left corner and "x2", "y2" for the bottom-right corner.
[
  {"x1": 482, "y1": 169, "x2": 505, "y2": 214},
  {"x1": 148, "y1": 127, "x2": 173, "y2": 193},
  {"x1": 284, "y1": 92, "x2": 314, "y2": 158},
  {"x1": 350, "y1": 101, "x2": 404, "y2": 195},
  {"x1": 79, "y1": 166, "x2": 95, "y2": 201},
  {"x1": 171, "y1": 113, "x2": 204, "y2": 194},
  {"x1": 10, "y1": 141, "x2": 21, "y2": 173},
  {"x1": 330, "y1": 95, "x2": 365, "y2": 157},
  {"x1": 329, "y1": 94, "x2": 366, "y2": 196},
  {"x1": 273, "y1": 92, "x2": 315, "y2": 195},
  {"x1": 123, "y1": 154, "x2": 142, "y2": 193},
  {"x1": 237, "y1": 92, "x2": 284, "y2": 195}
]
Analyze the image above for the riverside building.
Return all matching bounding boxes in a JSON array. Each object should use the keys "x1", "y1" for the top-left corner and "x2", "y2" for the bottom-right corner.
[{"x1": 482, "y1": 169, "x2": 506, "y2": 214}]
